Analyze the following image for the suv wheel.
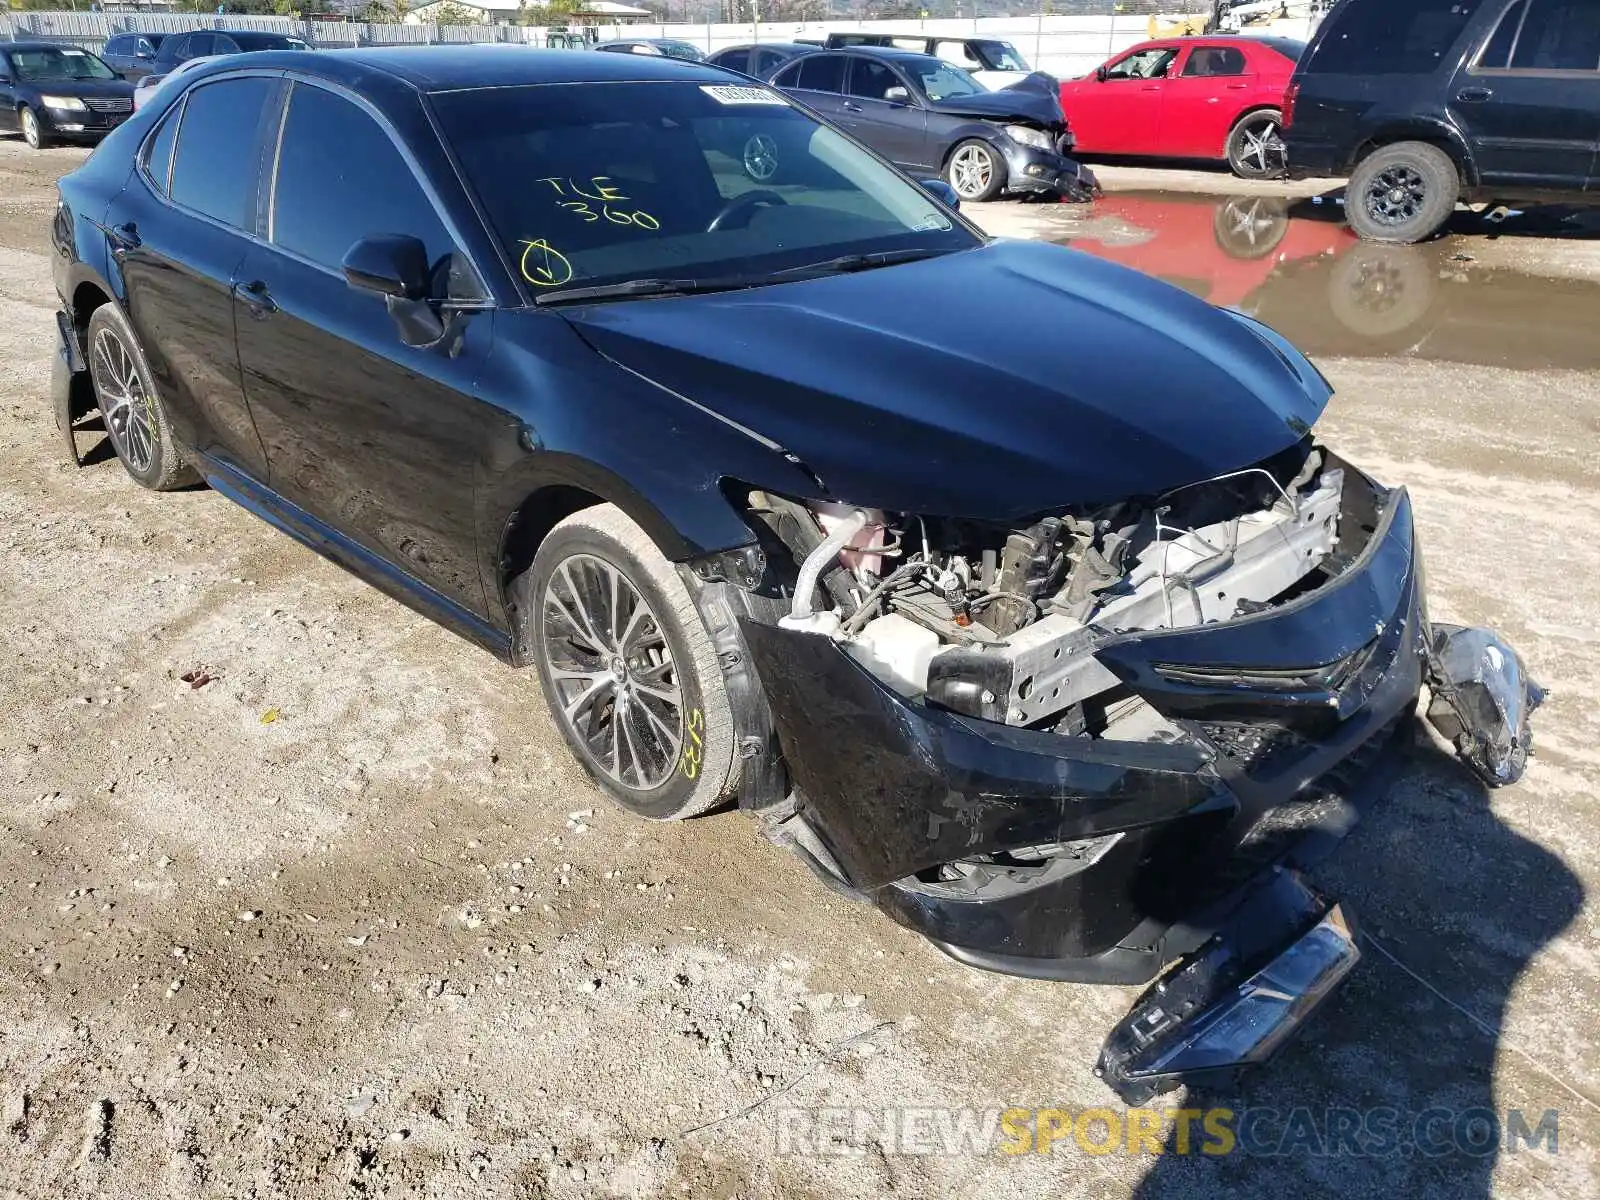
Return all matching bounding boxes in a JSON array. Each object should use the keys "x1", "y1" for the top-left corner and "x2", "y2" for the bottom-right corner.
[
  {"x1": 1347, "y1": 142, "x2": 1459, "y2": 244},
  {"x1": 518, "y1": 504, "x2": 738, "y2": 821},
  {"x1": 1225, "y1": 109, "x2": 1286, "y2": 179}
]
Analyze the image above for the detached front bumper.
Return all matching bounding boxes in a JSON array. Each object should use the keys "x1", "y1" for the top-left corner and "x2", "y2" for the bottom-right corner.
[{"x1": 741, "y1": 481, "x2": 1541, "y2": 1096}]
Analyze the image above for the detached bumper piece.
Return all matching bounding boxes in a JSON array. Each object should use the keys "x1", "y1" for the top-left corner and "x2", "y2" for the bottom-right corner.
[
  {"x1": 53, "y1": 308, "x2": 99, "y2": 468},
  {"x1": 1097, "y1": 871, "x2": 1360, "y2": 1103}
]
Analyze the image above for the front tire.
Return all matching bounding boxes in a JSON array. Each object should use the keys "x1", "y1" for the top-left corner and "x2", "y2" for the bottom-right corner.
[
  {"x1": 1225, "y1": 108, "x2": 1285, "y2": 179},
  {"x1": 519, "y1": 505, "x2": 737, "y2": 821},
  {"x1": 1347, "y1": 142, "x2": 1459, "y2": 244},
  {"x1": 20, "y1": 105, "x2": 49, "y2": 150},
  {"x1": 85, "y1": 304, "x2": 199, "y2": 491},
  {"x1": 946, "y1": 139, "x2": 1004, "y2": 203}
]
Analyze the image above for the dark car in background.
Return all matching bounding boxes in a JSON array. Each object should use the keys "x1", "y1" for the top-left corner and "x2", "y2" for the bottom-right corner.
[
  {"x1": 769, "y1": 47, "x2": 1094, "y2": 201},
  {"x1": 100, "y1": 31, "x2": 168, "y2": 81},
  {"x1": 0, "y1": 43, "x2": 133, "y2": 149},
  {"x1": 51, "y1": 46, "x2": 1540, "y2": 1103},
  {"x1": 594, "y1": 38, "x2": 705, "y2": 61},
  {"x1": 147, "y1": 27, "x2": 309, "y2": 79},
  {"x1": 824, "y1": 31, "x2": 1035, "y2": 88},
  {"x1": 1284, "y1": 0, "x2": 1600, "y2": 242},
  {"x1": 706, "y1": 42, "x2": 812, "y2": 77}
]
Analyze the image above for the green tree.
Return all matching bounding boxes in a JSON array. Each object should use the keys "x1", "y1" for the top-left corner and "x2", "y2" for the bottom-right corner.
[{"x1": 430, "y1": 0, "x2": 480, "y2": 22}]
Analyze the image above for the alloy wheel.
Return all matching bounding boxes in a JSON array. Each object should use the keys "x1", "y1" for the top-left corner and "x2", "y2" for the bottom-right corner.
[
  {"x1": 949, "y1": 143, "x2": 995, "y2": 200},
  {"x1": 90, "y1": 328, "x2": 156, "y2": 474},
  {"x1": 21, "y1": 107, "x2": 40, "y2": 149},
  {"x1": 1235, "y1": 116, "x2": 1285, "y2": 177},
  {"x1": 541, "y1": 553, "x2": 684, "y2": 791},
  {"x1": 742, "y1": 133, "x2": 779, "y2": 182},
  {"x1": 1365, "y1": 165, "x2": 1428, "y2": 228}
]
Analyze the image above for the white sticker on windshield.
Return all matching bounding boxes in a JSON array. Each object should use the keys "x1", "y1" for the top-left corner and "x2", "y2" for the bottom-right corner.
[
  {"x1": 63, "y1": 49, "x2": 87, "y2": 56},
  {"x1": 700, "y1": 85, "x2": 787, "y2": 106}
]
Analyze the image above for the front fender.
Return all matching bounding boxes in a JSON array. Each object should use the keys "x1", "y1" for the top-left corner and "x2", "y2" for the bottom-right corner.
[{"x1": 1355, "y1": 117, "x2": 1478, "y2": 186}]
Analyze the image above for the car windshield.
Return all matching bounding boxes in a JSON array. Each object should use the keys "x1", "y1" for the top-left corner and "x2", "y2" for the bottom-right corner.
[
  {"x1": 430, "y1": 81, "x2": 974, "y2": 302},
  {"x1": 973, "y1": 40, "x2": 1028, "y2": 71},
  {"x1": 8, "y1": 46, "x2": 115, "y2": 82},
  {"x1": 916, "y1": 62, "x2": 984, "y2": 101}
]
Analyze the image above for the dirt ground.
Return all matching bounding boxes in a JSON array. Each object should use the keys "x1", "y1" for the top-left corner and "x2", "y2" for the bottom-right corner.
[{"x1": 1, "y1": 139, "x2": 1597, "y2": 1200}]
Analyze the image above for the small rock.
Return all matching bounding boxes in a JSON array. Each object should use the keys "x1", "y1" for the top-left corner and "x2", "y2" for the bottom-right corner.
[
  {"x1": 236, "y1": 910, "x2": 261, "y2": 923},
  {"x1": 347, "y1": 1093, "x2": 377, "y2": 1118},
  {"x1": 346, "y1": 935, "x2": 369, "y2": 947},
  {"x1": 567, "y1": 809, "x2": 593, "y2": 821}
]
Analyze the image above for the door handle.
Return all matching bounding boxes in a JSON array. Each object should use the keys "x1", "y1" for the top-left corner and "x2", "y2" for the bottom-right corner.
[
  {"x1": 1457, "y1": 86, "x2": 1493, "y2": 103},
  {"x1": 231, "y1": 279, "x2": 277, "y2": 318},
  {"x1": 1141, "y1": 84, "x2": 1161, "y2": 91},
  {"x1": 1225, "y1": 82, "x2": 1249, "y2": 90},
  {"x1": 842, "y1": 100, "x2": 863, "y2": 112}
]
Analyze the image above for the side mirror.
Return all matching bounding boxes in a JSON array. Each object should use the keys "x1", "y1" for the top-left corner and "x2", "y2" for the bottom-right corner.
[
  {"x1": 1095, "y1": 65, "x2": 1108, "y2": 82},
  {"x1": 342, "y1": 234, "x2": 430, "y2": 300},
  {"x1": 884, "y1": 85, "x2": 910, "y2": 104},
  {"x1": 343, "y1": 234, "x2": 447, "y2": 348},
  {"x1": 136, "y1": 49, "x2": 153, "y2": 59},
  {"x1": 919, "y1": 178, "x2": 960, "y2": 211}
]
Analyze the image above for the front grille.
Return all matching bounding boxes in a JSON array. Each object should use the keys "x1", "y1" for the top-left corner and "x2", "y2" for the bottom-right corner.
[{"x1": 84, "y1": 97, "x2": 132, "y2": 115}]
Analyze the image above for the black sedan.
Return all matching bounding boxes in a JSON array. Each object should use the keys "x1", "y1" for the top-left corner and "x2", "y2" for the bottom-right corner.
[
  {"x1": 99, "y1": 31, "x2": 168, "y2": 80},
  {"x1": 706, "y1": 42, "x2": 812, "y2": 76},
  {"x1": 50, "y1": 48, "x2": 1540, "y2": 1100},
  {"x1": 767, "y1": 46, "x2": 1093, "y2": 202},
  {"x1": 594, "y1": 38, "x2": 705, "y2": 61},
  {"x1": 0, "y1": 43, "x2": 133, "y2": 149}
]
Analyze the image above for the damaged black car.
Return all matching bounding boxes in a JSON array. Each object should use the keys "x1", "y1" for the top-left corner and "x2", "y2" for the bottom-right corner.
[{"x1": 50, "y1": 48, "x2": 1539, "y2": 1101}]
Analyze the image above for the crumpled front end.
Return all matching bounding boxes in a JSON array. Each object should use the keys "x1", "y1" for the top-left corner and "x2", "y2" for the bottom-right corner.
[{"x1": 726, "y1": 441, "x2": 1541, "y2": 1097}]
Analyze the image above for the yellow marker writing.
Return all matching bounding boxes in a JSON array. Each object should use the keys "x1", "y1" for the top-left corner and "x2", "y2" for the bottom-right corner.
[{"x1": 518, "y1": 238, "x2": 574, "y2": 288}]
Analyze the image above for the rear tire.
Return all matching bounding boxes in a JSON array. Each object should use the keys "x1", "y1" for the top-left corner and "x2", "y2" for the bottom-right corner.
[
  {"x1": 1347, "y1": 142, "x2": 1459, "y2": 244},
  {"x1": 85, "y1": 304, "x2": 199, "y2": 491},
  {"x1": 517, "y1": 504, "x2": 738, "y2": 821},
  {"x1": 1225, "y1": 108, "x2": 1285, "y2": 179},
  {"x1": 946, "y1": 139, "x2": 1004, "y2": 203}
]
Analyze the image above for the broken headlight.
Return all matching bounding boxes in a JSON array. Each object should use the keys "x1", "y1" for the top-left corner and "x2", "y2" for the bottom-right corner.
[{"x1": 1003, "y1": 124, "x2": 1054, "y2": 152}]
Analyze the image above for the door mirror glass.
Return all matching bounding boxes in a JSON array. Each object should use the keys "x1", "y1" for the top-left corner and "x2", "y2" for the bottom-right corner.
[
  {"x1": 884, "y1": 85, "x2": 910, "y2": 104},
  {"x1": 919, "y1": 177, "x2": 960, "y2": 211},
  {"x1": 342, "y1": 234, "x2": 430, "y2": 300}
]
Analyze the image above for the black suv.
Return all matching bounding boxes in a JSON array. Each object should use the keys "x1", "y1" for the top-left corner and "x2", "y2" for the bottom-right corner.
[
  {"x1": 148, "y1": 28, "x2": 309, "y2": 76},
  {"x1": 1284, "y1": 0, "x2": 1600, "y2": 242}
]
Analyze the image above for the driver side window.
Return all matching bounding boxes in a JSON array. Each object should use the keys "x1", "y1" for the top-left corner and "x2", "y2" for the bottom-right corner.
[{"x1": 1105, "y1": 47, "x2": 1178, "y2": 80}]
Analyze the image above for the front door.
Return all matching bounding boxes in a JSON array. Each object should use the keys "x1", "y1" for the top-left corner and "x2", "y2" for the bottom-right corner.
[
  {"x1": 115, "y1": 75, "x2": 278, "y2": 480},
  {"x1": 841, "y1": 55, "x2": 930, "y2": 169},
  {"x1": 1454, "y1": 0, "x2": 1600, "y2": 189},
  {"x1": 1069, "y1": 45, "x2": 1180, "y2": 155},
  {"x1": 233, "y1": 79, "x2": 494, "y2": 613}
]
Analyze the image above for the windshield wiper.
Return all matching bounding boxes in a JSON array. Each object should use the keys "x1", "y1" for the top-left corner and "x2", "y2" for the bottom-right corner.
[
  {"x1": 768, "y1": 247, "x2": 957, "y2": 280},
  {"x1": 533, "y1": 276, "x2": 761, "y2": 307}
]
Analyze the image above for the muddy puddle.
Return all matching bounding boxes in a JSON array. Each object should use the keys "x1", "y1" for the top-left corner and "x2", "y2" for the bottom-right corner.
[{"x1": 1055, "y1": 192, "x2": 1600, "y2": 370}]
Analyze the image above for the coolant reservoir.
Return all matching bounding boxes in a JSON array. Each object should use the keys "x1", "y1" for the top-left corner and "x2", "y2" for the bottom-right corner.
[{"x1": 845, "y1": 614, "x2": 941, "y2": 697}]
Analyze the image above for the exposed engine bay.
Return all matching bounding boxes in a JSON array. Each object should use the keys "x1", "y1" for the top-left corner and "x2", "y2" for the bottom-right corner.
[{"x1": 752, "y1": 439, "x2": 1353, "y2": 737}]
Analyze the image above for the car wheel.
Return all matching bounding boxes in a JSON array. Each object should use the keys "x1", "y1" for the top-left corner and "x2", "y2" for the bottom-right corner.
[
  {"x1": 1211, "y1": 196, "x2": 1288, "y2": 259},
  {"x1": 1347, "y1": 142, "x2": 1459, "y2": 244},
  {"x1": 742, "y1": 132, "x2": 781, "y2": 183},
  {"x1": 946, "y1": 139, "x2": 1004, "y2": 203},
  {"x1": 85, "y1": 304, "x2": 200, "y2": 491},
  {"x1": 520, "y1": 504, "x2": 737, "y2": 821},
  {"x1": 1225, "y1": 109, "x2": 1285, "y2": 179},
  {"x1": 20, "y1": 105, "x2": 49, "y2": 150}
]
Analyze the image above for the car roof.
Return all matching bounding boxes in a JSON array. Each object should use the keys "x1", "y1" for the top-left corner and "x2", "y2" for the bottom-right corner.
[
  {"x1": 713, "y1": 43, "x2": 811, "y2": 53},
  {"x1": 201, "y1": 46, "x2": 732, "y2": 91},
  {"x1": 817, "y1": 45, "x2": 948, "y2": 66},
  {"x1": 3, "y1": 41, "x2": 97, "y2": 54},
  {"x1": 216, "y1": 30, "x2": 306, "y2": 45}
]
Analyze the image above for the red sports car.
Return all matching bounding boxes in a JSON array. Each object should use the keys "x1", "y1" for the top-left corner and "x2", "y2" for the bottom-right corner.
[{"x1": 1059, "y1": 36, "x2": 1303, "y2": 178}]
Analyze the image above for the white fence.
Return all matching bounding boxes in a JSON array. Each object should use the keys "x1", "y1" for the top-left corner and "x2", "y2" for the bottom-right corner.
[{"x1": 0, "y1": 10, "x2": 1316, "y2": 80}]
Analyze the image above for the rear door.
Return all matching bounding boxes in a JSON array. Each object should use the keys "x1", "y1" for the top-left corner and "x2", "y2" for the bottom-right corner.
[
  {"x1": 232, "y1": 78, "x2": 494, "y2": 612},
  {"x1": 840, "y1": 55, "x2": 930, "y2": 168},
  {"x1": 1453, "y1": 0, "x2": 1600, "y2": 189},
  {"x1": 772, "y1": 52, "x2": 850, "y2": 122},
  {"x1": 1159, "y1": 43, "x2": 1252, "y2": 158},
  {"x1": 114, "y1": 75, "x2": 277, "y2": 480}
]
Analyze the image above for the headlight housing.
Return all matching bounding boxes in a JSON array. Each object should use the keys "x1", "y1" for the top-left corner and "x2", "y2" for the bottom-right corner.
[
  {"x1": 40, "y1": 95, "x2": 86, "y2": 111},
  {"x1": 1002, "y1": 124, "x2": 1053, "y2": 152}
]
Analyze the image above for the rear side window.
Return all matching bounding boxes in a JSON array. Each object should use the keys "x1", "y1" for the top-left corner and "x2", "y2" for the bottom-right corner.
[
  {"x1": 715, "y1": 48, "x2": 750, "y2": 73},
  {"x1": 168, "y1": 77, "x2": 274, "y2": 227},
  {"x1": 1183, "y1": 46, "x2": 1247, "y2": 76},
  {"x1": 270, "y1": 83, "x2": 453, "y2": 275},
  {"x1": 1311, "y1": 0, "x2": 1483, "y2": 74},
  {"x1": 795, "y1": 53, "x2": 847, "y2": 92},
  {"x1": 185, "y1": 33, "x2": 215, "y2": 59},
  {"x1": 755, "y1": 49, "x2": 787, "y2": 75},
  {"x1": 143, "y1": 100, "x2": 181, "y2": 194},
  {"x1": 1481, "y1": 0, "x2": 1600, "y2": 70},
  {"x1": 105, "y1": 36, "x2": 128, "y2": 55}
]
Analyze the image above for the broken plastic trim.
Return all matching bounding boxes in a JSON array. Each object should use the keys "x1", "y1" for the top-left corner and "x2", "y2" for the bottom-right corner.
[
  {"x1": 1096, "y1": 870, "x2": 1359, "y2": 1103},
  {"x1": 1425, "y1": 624, "x2": 1546, "y2": 787}
]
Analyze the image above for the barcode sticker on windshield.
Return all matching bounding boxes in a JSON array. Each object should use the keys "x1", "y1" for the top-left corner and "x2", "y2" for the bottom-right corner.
[{"x1": 700, "y1": 85, "x2": 787, "y2": 106}]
